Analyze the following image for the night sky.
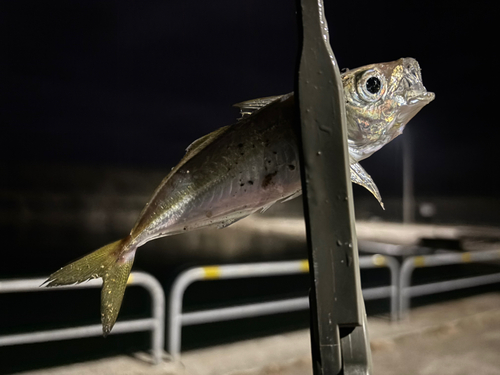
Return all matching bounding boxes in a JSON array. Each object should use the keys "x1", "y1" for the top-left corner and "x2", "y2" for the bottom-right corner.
[{"x1": 1, "y1": 1, "x2": 498, "y2": 198}]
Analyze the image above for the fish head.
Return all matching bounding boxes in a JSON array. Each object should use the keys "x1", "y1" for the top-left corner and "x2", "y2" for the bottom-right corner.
[{"x1": 342, "y1": 57, "x2": 435, "y2": 161}]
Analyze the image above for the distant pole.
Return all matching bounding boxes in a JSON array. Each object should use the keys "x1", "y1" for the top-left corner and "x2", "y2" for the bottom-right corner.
[{"x1": 402, "y1": 129, "x2": 415, "y2": 223}]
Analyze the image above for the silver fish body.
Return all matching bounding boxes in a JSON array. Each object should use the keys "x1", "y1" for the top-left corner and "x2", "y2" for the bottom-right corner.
[
  {"x1": 45, "y1": 58, "x2": 434, "y2": 335},
  {"x1": 129, "y1": 93, "x2": 300, "y2": 248},
  {"x1": 131, "y1": 58, "x2": 435, "y2": 238}
]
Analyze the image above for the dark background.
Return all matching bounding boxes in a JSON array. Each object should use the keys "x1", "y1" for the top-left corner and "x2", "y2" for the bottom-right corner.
[
  {"x1": 1, "y1": 0, "x2": 497, "y2": 198},
  {"x1": 1, "y1": 1, "x2": 499, "y2": 373}
]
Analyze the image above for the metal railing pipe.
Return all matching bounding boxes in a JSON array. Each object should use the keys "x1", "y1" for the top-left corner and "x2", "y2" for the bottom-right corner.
[
  {"x1": 168, "y1": 268, "x2": 205, "y2": 359},
  {"x1": 408, "y1": 273, "x2": 500, "y2": 298},
  {"x1": 182, "y1": 297, "x2": 309, "y2": 326},
  {"x1": 0, "y1": 319, "x2": 154, "y2": 346},
  {"x1": 128, "y1": 272, "x2": 166, "y2": 364},
  {"x1": 399, "y1": 249, "x2": 500, "y2": 319},
  {"x1": 168, "y1": 256, "x2": 398, "y2": 359},
  {"x1": 0, "y1": 271, "x2": 165, "y2": 365},
  {"x1": 360, "y1": 254, "x2": 400, "y2": 320}
]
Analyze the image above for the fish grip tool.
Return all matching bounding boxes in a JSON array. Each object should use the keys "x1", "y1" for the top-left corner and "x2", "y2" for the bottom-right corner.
[{"x1": 295, "y1": 0, "x2": 373, "y2": 374}]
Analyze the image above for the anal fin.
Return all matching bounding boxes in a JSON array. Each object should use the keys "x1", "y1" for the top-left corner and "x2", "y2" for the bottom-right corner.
[
  {"x1": 217, "y1": 216, "x2": 248, "y2": 229},
  {"x1": 281, "y1": 190, "x2": 302, "y2": 203}
]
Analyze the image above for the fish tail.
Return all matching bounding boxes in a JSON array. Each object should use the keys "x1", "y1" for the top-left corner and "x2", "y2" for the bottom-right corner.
[{"x1": 44, "y1": 238, "x2": 136, "y2": 336}]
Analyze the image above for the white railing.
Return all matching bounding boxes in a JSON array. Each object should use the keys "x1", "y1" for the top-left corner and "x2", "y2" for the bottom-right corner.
[
  {"x1": 0, "y1": 272, "x2": 165, "y2": 364},
  {"x1": 168, "y1": 255, "x2": 399, "y2": 358},
  {"x1": 399, "y1": 249, "x2": 500, "y2": 319},
  {"x1": 5, "y1": 248, "x2": 500, "y2": 365}
]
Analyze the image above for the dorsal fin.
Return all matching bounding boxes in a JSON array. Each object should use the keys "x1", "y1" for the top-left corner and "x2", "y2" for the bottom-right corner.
[
  {"x1": 184, "y1": 125, "x2": 230, "y2": 161},
  {"x1": 233, "y1": 95, "x2": 285, "y2": 120}
]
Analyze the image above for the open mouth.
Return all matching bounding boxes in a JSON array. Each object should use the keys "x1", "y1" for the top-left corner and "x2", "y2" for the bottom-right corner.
[
  {"x1": 408, "y1": 91, "x2": 435, "y2": 105},
  {"x1": 399, "y1": 58, "x2": 435, "y2": 106}
]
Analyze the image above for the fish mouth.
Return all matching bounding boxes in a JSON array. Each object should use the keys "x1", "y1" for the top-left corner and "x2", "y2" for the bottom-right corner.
[
  {"x1": 393, "y1": 90, "x2": 434, "y2": 138},
  {"x1": 407, "y1": 91, "x2": 435, "y2": 106},
  {"x1": 400, "y1": 57, "x2": 435, "y2": 106}
]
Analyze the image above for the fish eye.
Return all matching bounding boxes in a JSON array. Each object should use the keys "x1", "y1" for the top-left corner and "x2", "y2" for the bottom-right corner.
[
  {"x1": 366, "y1": 77, "x2": 381, "y2": 94},
  {"x1": 357, "y1": 70, "x2": 385, "y2": 102}
]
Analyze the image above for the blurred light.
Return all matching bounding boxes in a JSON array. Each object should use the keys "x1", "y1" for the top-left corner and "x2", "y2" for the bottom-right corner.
[{"x1": 419, "y1": 202, "x2": 437, "y2": 218}]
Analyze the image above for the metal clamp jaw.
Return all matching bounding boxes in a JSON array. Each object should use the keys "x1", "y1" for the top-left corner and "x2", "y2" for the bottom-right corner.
[{"x1": 295, "y1": 0, "x2": 373, "y2": 374}]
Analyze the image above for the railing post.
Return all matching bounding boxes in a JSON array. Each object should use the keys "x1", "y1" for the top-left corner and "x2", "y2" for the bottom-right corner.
[
  {"x1": 399, "y1": 257, "x2": 416, "y2": 320},
  {"x1": 132, "y1": 273, "x2": 166, "y2": 365},
  {"x1": 167, "y1": 268, "x2": 204, "y2": 359}
]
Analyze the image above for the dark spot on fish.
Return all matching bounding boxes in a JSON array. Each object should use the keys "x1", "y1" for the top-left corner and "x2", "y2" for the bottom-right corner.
[
  {"x1": 240, "y1": 152, "x2": 244, "y2": 156},
  {"x1": 273, "y1": 151, "x2": 277, "y2": 155},
  {"x1": 206, "y1": 210, "x2": 213, "y2": 218},
  {"x1": 288, "y1": 164, "x2": 296, "y2": 171},
  {"x1": 262, "y1": 171, "x2": 278, "y2": 189},
  {"x1": 248, "y1": 180, "x2": 254, "y2": 185},
  {"x1": 240, "y1": 183, "x2": 244, "y2": 187},
  {"x1": 252, "y1": 144, "x2": 255, "y2": 148},
  {"x1": 238, "y1": 143, "x2": 244, "y2": 148},
  {"x1": 183, "y1": 227, "x2": 187, "y2": 231},
  {"x1": 267, "y1": 160, "x2": 272, "y2": 164}
]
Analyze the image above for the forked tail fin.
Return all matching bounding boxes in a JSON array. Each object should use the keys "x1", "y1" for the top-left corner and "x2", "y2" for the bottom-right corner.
[{"x1": 44, "y1": 238, "x2": 135, "y2": 336}]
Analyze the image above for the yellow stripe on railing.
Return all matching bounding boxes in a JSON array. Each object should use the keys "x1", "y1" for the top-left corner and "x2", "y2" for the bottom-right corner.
[
  {"x1": 461, "y1": 253, "x2": 472, "y2": 263},
  {"x1": 414, "y1": 256, "x2": 426, "y2": 267},
  {"x1": 372, "y1": 254, "x2": 386, "y2": 267},
  {"x1": 203, "y1": 266, "x2": 221, "y2": 279},
  {"x1": 300, "y1": 260, "x2": 310, "y2": 272}
]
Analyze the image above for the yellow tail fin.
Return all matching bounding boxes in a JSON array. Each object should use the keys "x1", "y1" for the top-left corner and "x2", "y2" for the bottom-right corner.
[{"x1": 44, "y1": 238, "x2": 135, "y2": 336}]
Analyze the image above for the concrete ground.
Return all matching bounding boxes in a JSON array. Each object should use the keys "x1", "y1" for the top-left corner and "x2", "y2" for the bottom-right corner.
[{"x1": 13, "y1": 293, "x2": 500, "y2": 375}]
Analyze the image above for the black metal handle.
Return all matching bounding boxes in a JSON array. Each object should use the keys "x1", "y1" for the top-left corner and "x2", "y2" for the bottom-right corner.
[{"x1": 295, "y1": 0, "x2": 372, "y2": 373}]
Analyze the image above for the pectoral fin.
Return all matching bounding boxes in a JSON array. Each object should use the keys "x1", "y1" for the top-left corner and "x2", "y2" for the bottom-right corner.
[{"x1": 350, "y1": 162, "x2": 384, "y2": 209}]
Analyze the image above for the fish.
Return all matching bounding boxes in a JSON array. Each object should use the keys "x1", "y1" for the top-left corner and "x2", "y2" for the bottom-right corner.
[{"x1": 44, "y1": 57, "x2": 434, "y2": 335}]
